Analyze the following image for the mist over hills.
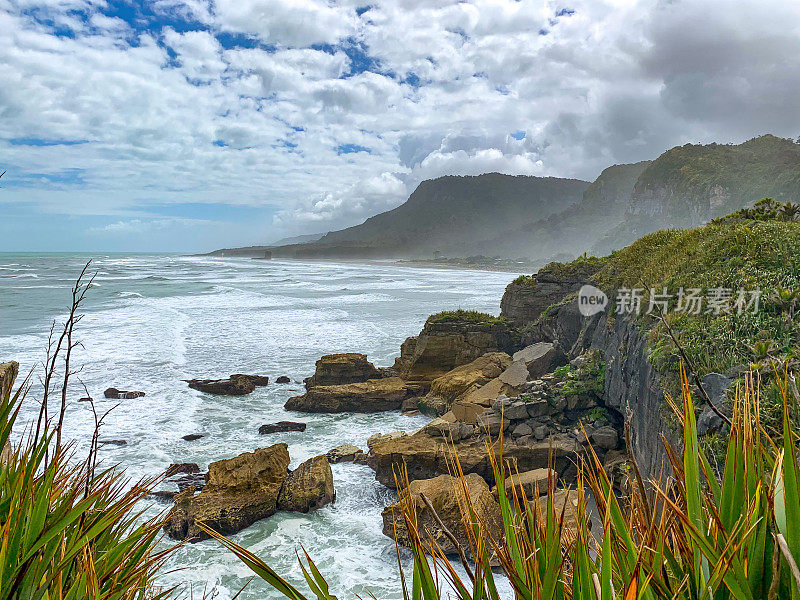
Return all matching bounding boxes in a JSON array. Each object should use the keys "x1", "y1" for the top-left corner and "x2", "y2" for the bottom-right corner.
[{"x1": 208, "y1": 135, "x2": 800, "y2": 265}]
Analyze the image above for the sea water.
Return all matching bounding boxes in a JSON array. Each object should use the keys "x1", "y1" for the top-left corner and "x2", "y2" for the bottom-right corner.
[{"x1": 0, "y1": 253, "x2": 519, "y2": 599}]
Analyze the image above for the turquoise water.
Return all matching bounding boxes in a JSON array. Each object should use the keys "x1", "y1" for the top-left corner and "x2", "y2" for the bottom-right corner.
[{"x1": 0, "y1": 253, "x2": 519, "y2": 599}]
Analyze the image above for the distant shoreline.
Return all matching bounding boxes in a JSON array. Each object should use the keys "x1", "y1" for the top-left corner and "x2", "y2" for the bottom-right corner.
[{"x1": 194, "y1": 254, "x2": 532, "y2": 275}]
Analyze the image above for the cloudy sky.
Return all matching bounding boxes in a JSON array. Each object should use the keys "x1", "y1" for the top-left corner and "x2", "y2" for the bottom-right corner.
[{"x1": 1, "y1": 0, "x2": 799, "y2": 251}]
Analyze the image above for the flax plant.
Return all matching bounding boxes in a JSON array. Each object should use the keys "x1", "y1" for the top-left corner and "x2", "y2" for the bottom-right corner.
[{"x1": 205, "y1": 365, "x2": 800, "y2": 600}]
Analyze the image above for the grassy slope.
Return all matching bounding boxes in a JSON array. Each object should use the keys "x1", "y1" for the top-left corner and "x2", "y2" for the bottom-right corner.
[{"x1": 593, "y1": 135, "x2": 800, "y2": 254}]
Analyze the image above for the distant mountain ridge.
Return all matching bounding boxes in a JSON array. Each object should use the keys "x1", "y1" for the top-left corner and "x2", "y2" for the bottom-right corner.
[{"x1": 207, "y1": 135, "x2": 800, "y2": 264}]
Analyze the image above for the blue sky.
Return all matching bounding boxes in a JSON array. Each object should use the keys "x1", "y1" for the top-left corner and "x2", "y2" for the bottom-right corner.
[{"x1": 1, "y1": 0, "x2": 799, "y2": 252}]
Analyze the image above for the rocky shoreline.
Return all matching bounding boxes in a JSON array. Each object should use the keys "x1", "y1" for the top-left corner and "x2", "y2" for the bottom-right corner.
[{"x1": 152, "y1": 260, "x2": 655, "y2": 552}]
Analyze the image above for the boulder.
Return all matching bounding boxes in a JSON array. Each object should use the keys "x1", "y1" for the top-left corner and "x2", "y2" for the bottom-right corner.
[
  {"x1": 532, "y1": 489, "x2": 582, "y2": 535},
  {"x1": 461, "y1": 377, "x2": 520, "y2": 407},
  {"x1": 512, "y1": 342, "x2": 564, "y2": 379},
  {"x1": 425, "y1": 353, "x2": 512, "y2": 409},
  {"x1": 285, "y1": 377, "x2": 411, "y2": 413},
  {"x1": 277, "y1": 455, "x2": 335, "y2": 512},
  {"x1": 182, "y1": 433, "x2": 204, "y2": 441},
  {"x1": 451, "y1": 401, "x2": 487, "y2": 425},
  {"x1": 491, "y1": 467, "x2": 553, "y2": 498},
  {"x1": 163, "y1": 444, "x2": 290, "y2": 542},
  {"x1": 165, "y1": 462, "x2": 200, "y2": 477},
  {"x1": 306, "y1": 353, "x2": 381, "y2": 388},
  {"x1": 103, "y1": 388, "x2": 145, "y2": 399},
  {"x1": 393, "y1": 317, "x2": 517, "y2": 386},
  {"x1": 185, "y1": 374, "x2": 268, "y2": 396},
  {"x1": 98, "y1": 439, "x2": 127, "y2": 446},
  {"x1": 590, "y1": 426, "x2": 619, "y2": 450},
  {"x1": 259, "y1": 421, "x2": 307, "y2": 434},
  {"x1": 498, "y1": 359, "x2": 529, "y2": 388},
  {"x1": 326, "y1": 444, "x2": 365, "y2": 463},
  {"x1": 382, "y1": 473, "x2": 502, "y2": 554},
  {"x1": 275, "y1": 376, "x2": 291, "y2": 384},
  {"x1": 368, "y1": 429, "x2": 580, "y2": 489}
]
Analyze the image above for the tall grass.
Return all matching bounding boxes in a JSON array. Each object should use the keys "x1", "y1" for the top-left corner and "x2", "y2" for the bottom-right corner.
[
  {"x1": 206, "y1": 364, "x2": 800, "y2": 599},
  {"x1": 0, "y1": 264, "x2": 175, "y2": 599}
]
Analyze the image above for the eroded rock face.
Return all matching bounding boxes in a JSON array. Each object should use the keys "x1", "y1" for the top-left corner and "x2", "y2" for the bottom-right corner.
[
  {"x1": 382, "y1": 473, "x2": 502, "y2": 554},
  {"x1": 0, "y1": 362, "x2": 18, "y2": 398},
  {"x1": 422, "y1": 352, "x2": 511, "y2": 414},
  {"x1": 306, "y1": 353, "x2": 382, "y2": 388},
  {"x1": 259, "y1": 421, "x2": 306, "y2": 434},
  {"x1": 285, "y1": 377, "x2": 411, "y2": 413},
  {"x1": 326, "y1": 444, "x2": 364, "y2": 463},
  {"x1": 185, "y1": 374, "x2": 268, "y2": 396},
  {"x1": 367, "y1": 429, "x2": 579, "y2": 489},
  {"x1": 163, "y1": 443, "x2": 290, "y2": 542},
  {"x1": 277, "y1": 455, "x2": 335, "y2": 513},
  {"x1": 491, "y1": 468, "x2": 553, "y2": 499},
  {"x1": 393, "y1": 318, "x2": 517, "y2": 386},
  {"x1": 500, "y1": 266, "x2": 596, "y2": 329}
]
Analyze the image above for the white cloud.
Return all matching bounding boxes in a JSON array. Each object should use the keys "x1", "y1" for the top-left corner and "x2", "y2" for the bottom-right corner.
[{"x1": 1, "y1": 0, "x2": 799, "y2": 249}]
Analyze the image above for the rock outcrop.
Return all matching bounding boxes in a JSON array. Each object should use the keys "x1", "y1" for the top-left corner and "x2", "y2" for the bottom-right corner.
[
  {"x1": 185, "y1": 374, "x2": 268, "y2": 396},
  {"x1": 326, "y1": 444, "x2": 365, "y2": 463},
  {"x1": 491, "y1": 468, "x2": 553, "y2": 499},
  {"x1": 382, "y1": 473, "x2": 502, "y2": 553},
  {"x1": 259, "y1": 421, "x2": 307, "y2": 434},
  {"x1": 393, "y1": 316, "x2": 517, "y2": 387},
  {"x1": 367, "y1": 428, "x2": 579, "y2": 488},
  {"x1": 164, "y1": 444, "x2": 290, "y2": 542},
  {"x1": 277, "y1": 455, "x2": 335, "y2": 512},
  {"x1": 285, "y1": 377, "x2": 412, "y2": 413},
  {"x1": 103, "y1": 388, "x2": 145, "y2": 399},
  {"x1": 306, "y1": 353, "x2": 382, "y2": 388},
  {"x1": 0, "y1": 361, "x2": 18, "y2": 398},
  {"x1": 420, "y1": 352, "x2": 511, "y2": 415}
]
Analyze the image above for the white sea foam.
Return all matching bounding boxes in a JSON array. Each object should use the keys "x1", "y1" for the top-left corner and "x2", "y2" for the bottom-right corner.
[{"x1": 0, "y1": 253, "x2": 521, "y2": 600}]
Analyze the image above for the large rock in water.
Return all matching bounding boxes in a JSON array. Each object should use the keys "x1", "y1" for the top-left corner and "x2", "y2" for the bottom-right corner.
[
  {"x1": 382, "y1": 473, "x2": 502, "y2": 554},
  {"x1": 306, "y1": 353, "x2": 382, "y2": 388},
  {"x1": 277, "y1": 455, "x2": 335, "y2": 512},
  {"x1": 367, "y1": 429, "x2": 579, "y2": 489},
  {"x1": 393, "y1": 317, "x2": 518, "y2": 387},
  {"x1": 285, "y1": 377, "x2": 411, "y2": 413},
  {"x1": 163, "y1": 443, "x2": 290, "y2": 542},
  {"x1": 186, "y1": 374, "x2": 268, "y2": 396},
  {"x1": 422, "y1": 352, "x2": 511, "y2": 414}
]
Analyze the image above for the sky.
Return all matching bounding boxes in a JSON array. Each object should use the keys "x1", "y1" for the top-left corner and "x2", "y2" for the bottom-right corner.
[{"x1": 1, "y1": 0, "x2": 799, "y2": 252}]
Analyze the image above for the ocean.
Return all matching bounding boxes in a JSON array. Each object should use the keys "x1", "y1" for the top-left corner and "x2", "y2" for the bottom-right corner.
[{"x1": 0, "y1": 253, "x2": 519, "y2": 599}]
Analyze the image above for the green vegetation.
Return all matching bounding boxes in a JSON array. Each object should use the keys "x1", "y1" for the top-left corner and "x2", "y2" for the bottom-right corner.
[
  {"x1": 425, "y1": 309, "x2": 507, "y2": 326},
  {"x1": 559, "y1": 356, "x2": 605, "y2": 397},
  {"x1": 538, "y1": 254, "x2": 608, "y2": 280},
  {"x1": 592, "y1": 211, "x2": 800, "y2": 385},
  {"x1": 0, "y1": 368, "x2": 171, "y2": 599},
  {"x1": 511, "y1": 274, "x2": 537, "y2": 286},
  {"x1": 208, "y1": 367, "x2": 800, "y2": 599}
]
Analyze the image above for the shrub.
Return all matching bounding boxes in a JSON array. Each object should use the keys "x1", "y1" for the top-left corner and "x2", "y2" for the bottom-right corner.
[{"x1": 209, "y1": 364, "x2": 800, "y2": 599}]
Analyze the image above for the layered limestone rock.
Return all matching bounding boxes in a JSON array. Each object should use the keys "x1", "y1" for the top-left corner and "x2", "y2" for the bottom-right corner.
[
  {"x1": 393, "y1": 317, "x2": 517, "y2": 387},
  {"x1": 277, "y1": 455, "x2": 335, "y2": 513},
  {"x1": 500, "y1": 269, "x2": 590, "y2": 329},
  {"x1": 367, "y1": 428, "x2": 579, "y2": 489},
  {"x1": 420, "y1": 352, "x2": 511, "y2": 415},
  {"x1": 382, "y1": 473, "x2": 502, "y2": 553},
  {"x1": 326, "y1": 444, "x2": 365, "y2": 463},
  {"x1": 491, "y1": 468, "x2": 553, "y2": 499},
  {"x1": 285, "y1": 377, "x2": 412, "y2": 413},
  {"x1": 164, "y1": 443, "x2": 290, "y2": 542},
  {"x1": 185, "y1": 374, "x2": 268, "y2": 396},
  {"x1": 306, "y1": 353, "x2": 383, "y2": 388}
]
